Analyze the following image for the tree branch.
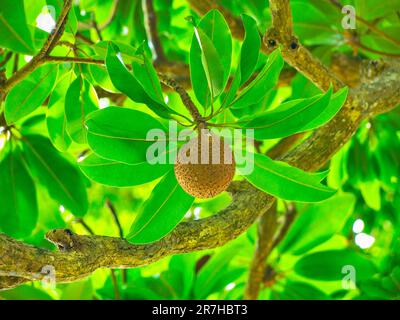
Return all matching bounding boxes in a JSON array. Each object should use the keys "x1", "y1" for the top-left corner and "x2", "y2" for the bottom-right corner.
[
  {"x1": 242, "y1": 0, "x2": 400, "y2": 300},
  {"x1": 265, "y1": 0, "x2": 343, "y2": 91},
  {"x1": 0, "y1": 0, "x2": 73, "y2": 100}
]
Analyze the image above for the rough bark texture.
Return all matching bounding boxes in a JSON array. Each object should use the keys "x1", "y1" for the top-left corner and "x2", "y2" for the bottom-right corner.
[{"x1": 0, "y1": 0, "x2": 400, "y2": 291}]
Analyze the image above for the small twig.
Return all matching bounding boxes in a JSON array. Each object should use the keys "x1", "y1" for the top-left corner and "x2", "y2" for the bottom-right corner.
[
  {"x1": 272, "y1": 203, "x2": 297, "y2": 248},
  {"x1": 0, "y1": 0, "x2": 73, "y2": 98},
  {"x1": 76, "y1": 215, "x2": 122, "y2": 299},
  {"x1": 56, "y1": 41, "x2": 76, "y2": 51},
  {"x1": 266, "y1": 133, "x2": 306, "y2": 159}
]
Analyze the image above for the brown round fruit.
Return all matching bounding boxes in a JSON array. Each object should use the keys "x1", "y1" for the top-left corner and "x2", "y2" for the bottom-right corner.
[{"x1": 174, "y1": 131, "x2": 236, "y2": 199}]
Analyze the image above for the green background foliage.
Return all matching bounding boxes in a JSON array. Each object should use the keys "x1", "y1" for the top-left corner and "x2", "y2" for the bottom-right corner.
[{"x1": 0, "y1": 0, "x2": 399, "y2": 300}]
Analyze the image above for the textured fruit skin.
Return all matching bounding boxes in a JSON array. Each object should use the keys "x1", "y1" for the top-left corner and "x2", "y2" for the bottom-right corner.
[{"x1": 174, "y1": 132, "x2": 236, "y2": 199}]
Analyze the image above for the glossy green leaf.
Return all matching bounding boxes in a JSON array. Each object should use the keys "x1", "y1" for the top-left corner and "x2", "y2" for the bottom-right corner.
[
  {"x1": 243, "y1": 86, "x2": 333, "y2": 139},
  {"x1": 22, "y1": 135, "x2": 88, "y2": 217},
  {"x1": 47, "y1": 70, "x2": 74, "y2": 151},
  {"x1": 223, "y1": 14, "x2": 260, "y2": 107},
  {"x1": 65, "y1": 75, "x2": 99, "y2": 144},
  {"x1": 86, "y1": 107, "x2": 167, "y2": 164},
  {"x1": 5, "y1": 64, "x2": 58, "y2": 124},
  {"x1": 0, "y1": 0, "x2": 34, "y2": 54},
  {"x1": 0, "y1": 150, "x2": 38, "y2": 238},
  {"x1": 127, "y1": 170, "x2": 195, "y2": 244},
  {"x1": 279, "y1": 193, "x2": 356, "y2": 255},
  {"x1": 230, "y1": 49, "x2": 283, "y2": 109},
  {"x1": 190, "y1": 10, "x2": 232, "y2": 107},
  {"x1": 106, "y1": 42, "x2": 174, "y2": 119},
  {"x1": 240, "y1": 152, "x2": 336, "y2": 202},
  {"x1": 295, "y1": 250, "x2": 377, "y2": 281},
  {"x1": 79, "y1": 153, "x2": 172, "y2": 187}
]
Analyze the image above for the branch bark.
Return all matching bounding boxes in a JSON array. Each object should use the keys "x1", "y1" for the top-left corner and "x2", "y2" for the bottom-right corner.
[{"x1": 1, "y1": 0, "x2": 400, "y2": 291}]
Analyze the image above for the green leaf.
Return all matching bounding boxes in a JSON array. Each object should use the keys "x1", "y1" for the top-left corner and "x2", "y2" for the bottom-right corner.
[
  {"x1": 295, "y1": 250, "x2": 377, "y2": 281},
  {"x1": 0, "y1": 150, "x2": 38, "y2": 238},
  {"x1": 279, "y1": 193, "x2": 356, "y2": 255},
  {"x1": 191, "y1": 29, "x2": 224, "y2": 107},
  {"x1": 194, "y1": 243, "x2": 242, "y2": 299},
  {"x1": 230, "y1": 49, "x2": 283, "y2": 109},
  {"x1": 240, "y1": 153, "x2": 336, "y2": 202},
  {"x1": 127, "y1": 170, "x2": 194, "y2": 244},
  {"x1": 278, "y1": 281, "x2": 329, "y2": 300},
  {"x1": 47, "y1": 70, "x2": 74, "y2": 151},
  {"x1": 86, "y1": 107, "x2": 168, "y2": 164},
  {"x1": 78, "y1": 153, "x2": 172, "y2": 187},
  {"x1": 302, "y1": 86, "x2": 348, "y2": 131},
  {"x1": 0, "y1": 285, "x2": 53, "y2": 300},
  {"x1": 106, "y1": 42, "x2": 174, "y2": 119},
  {"x1": 223, "y1": 14, "x2": 260, "y2": 107},
  {"x1": 5, "y1": 64, "x2": 58, "y2": 124},
  {"x1": 93, "y1": 41, "x2": 142, "y2": 64},
  {"x1": 189, "y1": 10, "x2": 232, "y2": 107},
  {"x1": 22, "y1": 135, "x2": 88, "y2": 217},
  {"x1": 65, "y1": 75, "x2": 99, "y2": 144},
  {"x1": 0, "y1": 0, "x2": 34, "y2": 54},
  {"x1": 243, "y1": 86, "x2": 333, "y2": 139},
  {"x1": 46, "y1": 0, "x2": 78, "y2": 35}
]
